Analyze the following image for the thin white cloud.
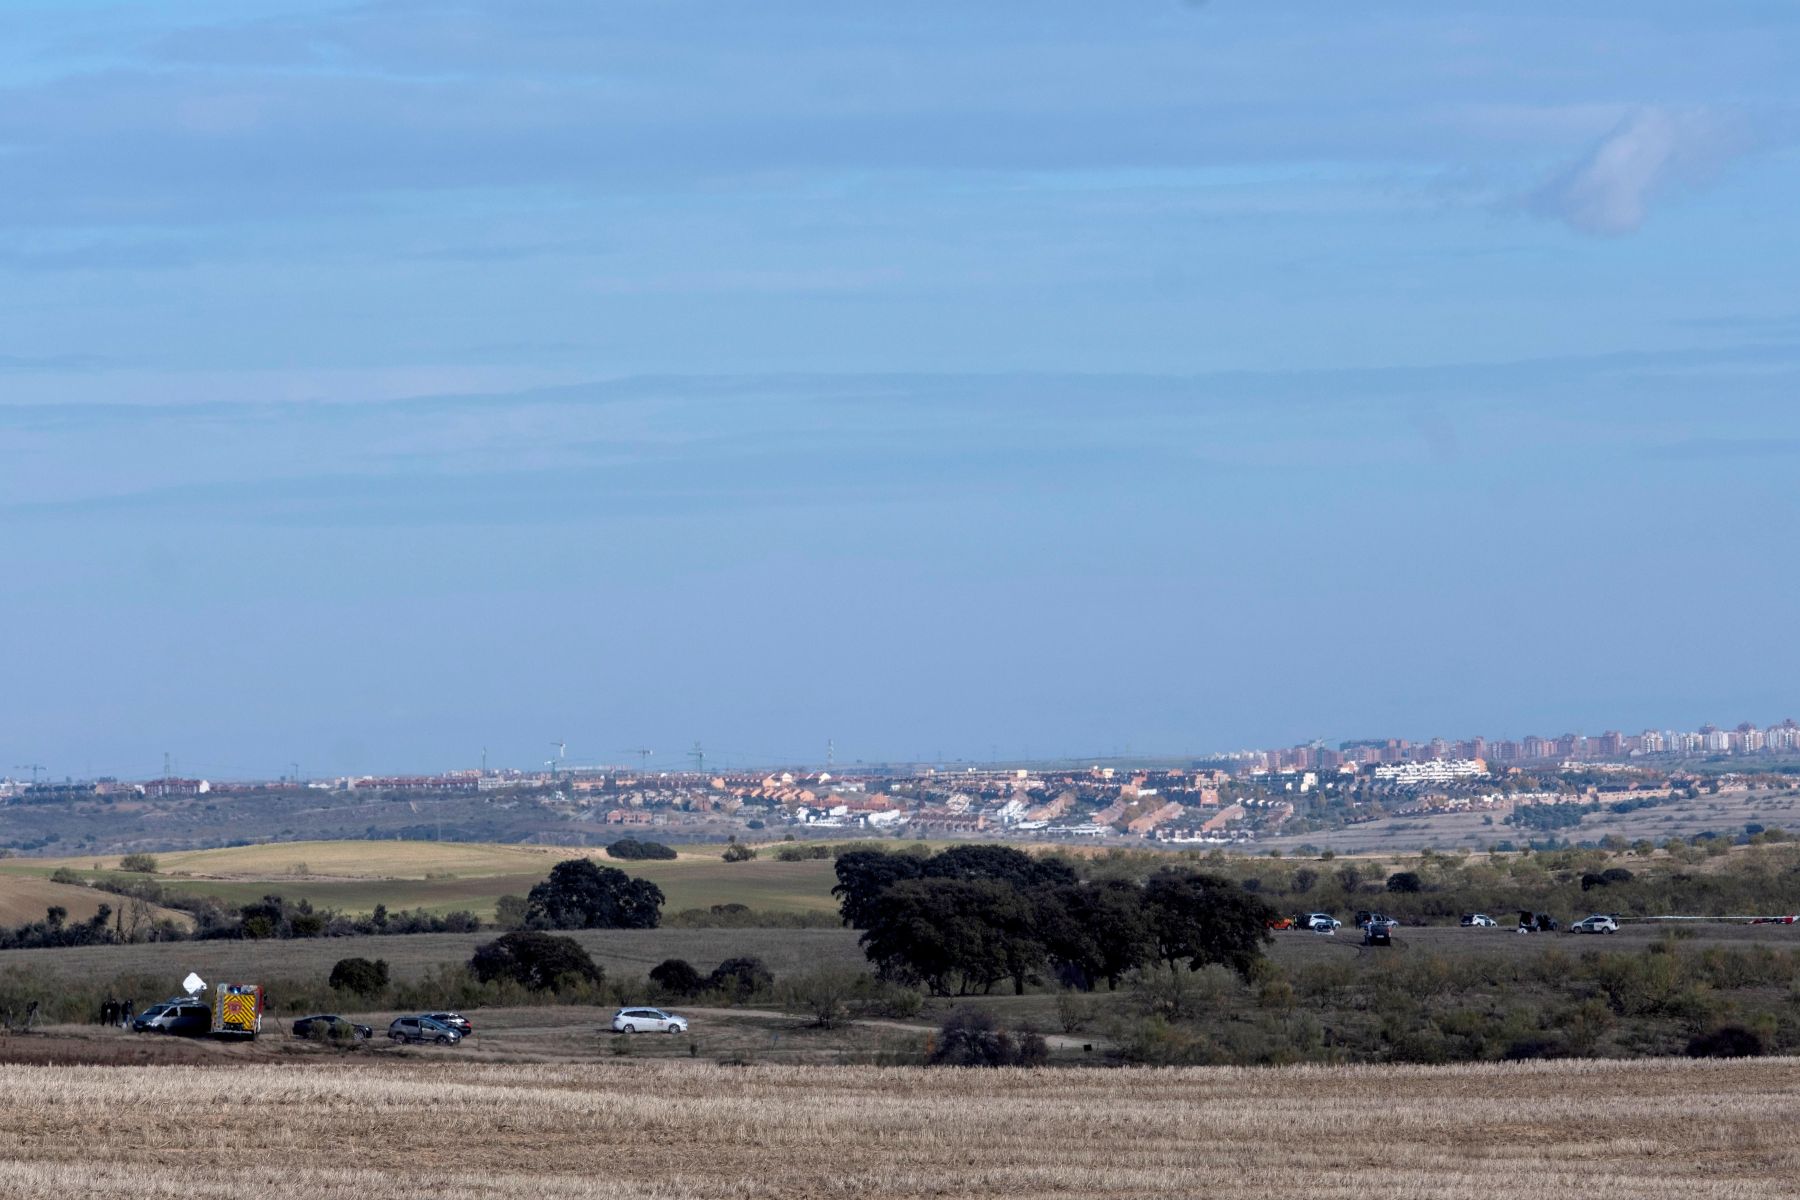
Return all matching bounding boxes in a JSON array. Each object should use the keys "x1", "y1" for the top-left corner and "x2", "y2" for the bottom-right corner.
[{"x1": 1528, "y1": 106, "x2": 1749, "y2": 236}]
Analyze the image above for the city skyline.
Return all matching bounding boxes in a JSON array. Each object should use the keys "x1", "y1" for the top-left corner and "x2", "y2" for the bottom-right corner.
[{"x1": 12, "y1": 712, "x2": 1800, "y2": 786}]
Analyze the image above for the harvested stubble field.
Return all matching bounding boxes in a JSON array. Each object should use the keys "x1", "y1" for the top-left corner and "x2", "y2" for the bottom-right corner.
[{"x1": 0, "y1": 1056, "x2": 1794, "y2": 1198}]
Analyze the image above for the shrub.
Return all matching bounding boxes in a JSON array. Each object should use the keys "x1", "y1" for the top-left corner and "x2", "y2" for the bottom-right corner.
[
  {"x1": 648, "y1": 958, "x2": 704, "y2": 998},
  {"x1": 722, "y1": 843, "x2": 758, "y2": 863},
  {"x1": 469, "y1": 932, "x2": 604, "y2": 992},
  {"x1": 1686, "y1": 1025, "x2": 1766, "y2": 1058},
  {"x1": 782, "y1": 965, "x2": 864, "y2": 1029},
  {"x1": 774, "y1": 843, "x2": 831, "y2": 862},
  {"x1": 706, "y1": 956, "x2": 773, "y2": 1002},
  {"x1": 1385, "y1": 871, "x2": 1423, "y2": 894},
  {"x1": 1054, "y1": 990, "x2": 1097, "y2": 1034},
  {"x1": 118, "y1": 854, "x2": 158, "y2": 874},
  {"x1": 928, "y1": 1007, "x2": 1047, "y2": 1068},
  {"x1": 494, "y1": 894, "x2": 529, "y2": 930},
  {"x1": 327, "y1": 957, "x2": 390, "y2": 998},
  {"x1": 605, "y1": 838, "x2": 677, "y2": 861}
]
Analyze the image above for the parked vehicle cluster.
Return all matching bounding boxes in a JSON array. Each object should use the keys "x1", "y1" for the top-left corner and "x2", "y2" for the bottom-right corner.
[
  {"x1": 285, "y1": 1010, "x2": 474, "y2": 1045},
  {"x1": 1263, "y1": 909, "x2": 1629, "y2": 939}
]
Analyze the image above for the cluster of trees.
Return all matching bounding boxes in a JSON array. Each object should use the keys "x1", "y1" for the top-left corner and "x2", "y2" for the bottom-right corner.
[
  {"x1": 835, "y1": 846, "x2": 1275, "y2": 996},
  {"x1": 0, "y1": 904, "x2": 122, "y2": 950},
  {"x1": 328, "y1": 956, "x2": 390, "y2": 997},
  {"x1": 1506, "y1": 804, "x2": 1589, "y2": 832},
  {"x1": 649, "y1": 955, "x2": 774, "y2": 1001},
  {"x1": 773, "y1": 843, "x2": 832, "y2": 862},
  {"x1": 232, "y1": 895, "x2": 482, "y2": 940},
  {"x1": 469, "y1": 931, "x2": 604, "y2": 992},
  {"x1": 604, "y1": 838, "x2": 676, "y2": 861},
  {"x1": 516, "y1": 859, "x2": 664, "y2": 930}
]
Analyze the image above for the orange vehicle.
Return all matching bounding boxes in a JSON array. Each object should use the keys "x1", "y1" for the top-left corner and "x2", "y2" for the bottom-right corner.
[{"x1": 1266, "y1": 916, "x2": 1296, "y2": 931}]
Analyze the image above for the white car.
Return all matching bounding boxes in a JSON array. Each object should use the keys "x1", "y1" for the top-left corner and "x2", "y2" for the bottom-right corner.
[
  {"x1": 610, "y1": 1007, "x2": 689, "y2": 1034},
  {"x1": 1305, "y1": 913, "x2": 1341, "y2": 932},
  {"x1": 1460, "y1": 913, "x2": 1497, "y2": 928},
  {"x1": 1570, "y1": 914, "x2": 1620, "y2": 934}
]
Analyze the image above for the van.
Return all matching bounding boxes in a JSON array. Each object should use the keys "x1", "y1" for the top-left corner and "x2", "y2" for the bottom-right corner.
[{"x1": 133, "y1": 1002, "x2": 211, "y2": 1036}]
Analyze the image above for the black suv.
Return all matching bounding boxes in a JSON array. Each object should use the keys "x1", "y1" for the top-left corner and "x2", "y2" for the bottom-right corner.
[{"x1": 292, "y1": 1014, "x2": 374, "y2": 1040}]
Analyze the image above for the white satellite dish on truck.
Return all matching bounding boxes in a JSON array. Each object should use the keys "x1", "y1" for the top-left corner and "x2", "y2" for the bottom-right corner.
[{"x1": 183, "y1": 972, "x2": 206, "y2": 996}]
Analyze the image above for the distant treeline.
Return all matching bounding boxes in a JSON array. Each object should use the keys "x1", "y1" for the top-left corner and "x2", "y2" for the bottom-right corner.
[{"x1": 0, "y1": 871, "x2": 486, "y2": 949}]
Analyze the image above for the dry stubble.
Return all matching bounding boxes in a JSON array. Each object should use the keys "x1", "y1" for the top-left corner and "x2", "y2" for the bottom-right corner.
[{"x1": 0, "y1": 1057, "x2": 1794, "y2": 1198}]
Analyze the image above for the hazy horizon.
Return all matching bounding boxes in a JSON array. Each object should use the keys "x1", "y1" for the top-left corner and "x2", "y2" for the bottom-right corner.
[{"x1": 4, "y1": 3, "x2": 1799, "y2": 777}]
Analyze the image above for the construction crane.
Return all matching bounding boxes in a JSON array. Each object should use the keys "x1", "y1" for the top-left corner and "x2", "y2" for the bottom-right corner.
[
  {"x1": 621, "y1": 748, "x2": 654, "y2": 773},
  {"x1": 12, "y1": 764, "x2": 45, "y2": 785},
  {"x1": 548, "y1": 740, "x2": 566, "y2": 779}
]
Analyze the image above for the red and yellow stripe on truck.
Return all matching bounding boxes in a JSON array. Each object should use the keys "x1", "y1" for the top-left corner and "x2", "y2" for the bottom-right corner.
[{"x1": 212, "y1": 984, "x2": 263, "y2": 1039}]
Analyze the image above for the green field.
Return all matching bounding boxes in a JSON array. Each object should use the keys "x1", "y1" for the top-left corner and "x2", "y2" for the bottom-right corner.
[
  {"x1": 0, "y1": 841, "x2": 842, "y2": 921},
  {"x1": 0, "y1": 927, "x2": 866, "y2": 988}
]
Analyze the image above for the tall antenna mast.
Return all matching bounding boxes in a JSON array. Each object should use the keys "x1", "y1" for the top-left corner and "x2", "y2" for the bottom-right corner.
[
  {"x1": 688, "y1": 741, "x2": 705, "y2": 774},
  {"x1": 827, "y1": 738, "x2": 835, "y2": 770}
]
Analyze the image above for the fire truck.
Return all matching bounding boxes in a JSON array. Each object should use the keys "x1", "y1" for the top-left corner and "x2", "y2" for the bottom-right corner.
[{"x1": 210, "y1": 983, "x2": 264, "y2": 1039}]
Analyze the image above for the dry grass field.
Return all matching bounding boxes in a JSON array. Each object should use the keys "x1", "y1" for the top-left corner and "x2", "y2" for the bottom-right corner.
[
  {"x1": 0, "y1": 840, "x2": 843, "y2": 921},
  {"x1": 0, "y1": 1055, "x2": 1793, "y2": 1198},
  {"x1": 4, "y1": 918, "x2": 1794, "y2": 996},
  {"x1": 0, "y1": 876, "x2": 191, "y2": 930}
]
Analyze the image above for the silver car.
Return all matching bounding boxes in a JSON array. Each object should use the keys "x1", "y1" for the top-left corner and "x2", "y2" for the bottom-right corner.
[
  {"x1": 610, "y1": 1006, "x2": 688, "y2": 1034},
  {"x1": 388, "y1": 1015, "x2": 463, "y2": 1045}
]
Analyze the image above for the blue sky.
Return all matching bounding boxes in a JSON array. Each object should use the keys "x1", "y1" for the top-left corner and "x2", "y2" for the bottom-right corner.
[{"x1": 3, "y1": 2, "x2": 1799, "y2": 777}]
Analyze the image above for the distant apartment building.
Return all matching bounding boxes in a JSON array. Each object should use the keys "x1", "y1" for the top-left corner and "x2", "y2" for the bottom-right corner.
[
  {"x1": 143, "y1": 777, "x2": 210, "y2": 798},
  {"x1": 1371, "y1": 759, "x2": 1487, "y2": 785}
]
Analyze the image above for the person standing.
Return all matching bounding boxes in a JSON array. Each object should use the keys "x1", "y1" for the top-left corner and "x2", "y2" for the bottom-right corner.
[{"x1": 121, "y1": 998, "x2": 134, "y2": 1028}]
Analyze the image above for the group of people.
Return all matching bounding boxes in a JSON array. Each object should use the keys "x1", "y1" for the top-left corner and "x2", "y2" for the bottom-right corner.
[{"x1": 99, "y1": 997, "x2": 135, "y2": 1027}]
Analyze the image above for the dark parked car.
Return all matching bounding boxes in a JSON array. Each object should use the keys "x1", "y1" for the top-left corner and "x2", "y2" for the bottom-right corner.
[
  {"x1": 133, "y1": 1002, "x2": 210, "y2": 1036},
  {"x1": 292, "y1": 1014, "x2": 374, "y2": 1040},
  {"x1": 422, "y1": 1011, "x2": 472, "y2": 1037},
  {"x1": 388, "y1": 1016, "x2": 462, "y2": 1045}
]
